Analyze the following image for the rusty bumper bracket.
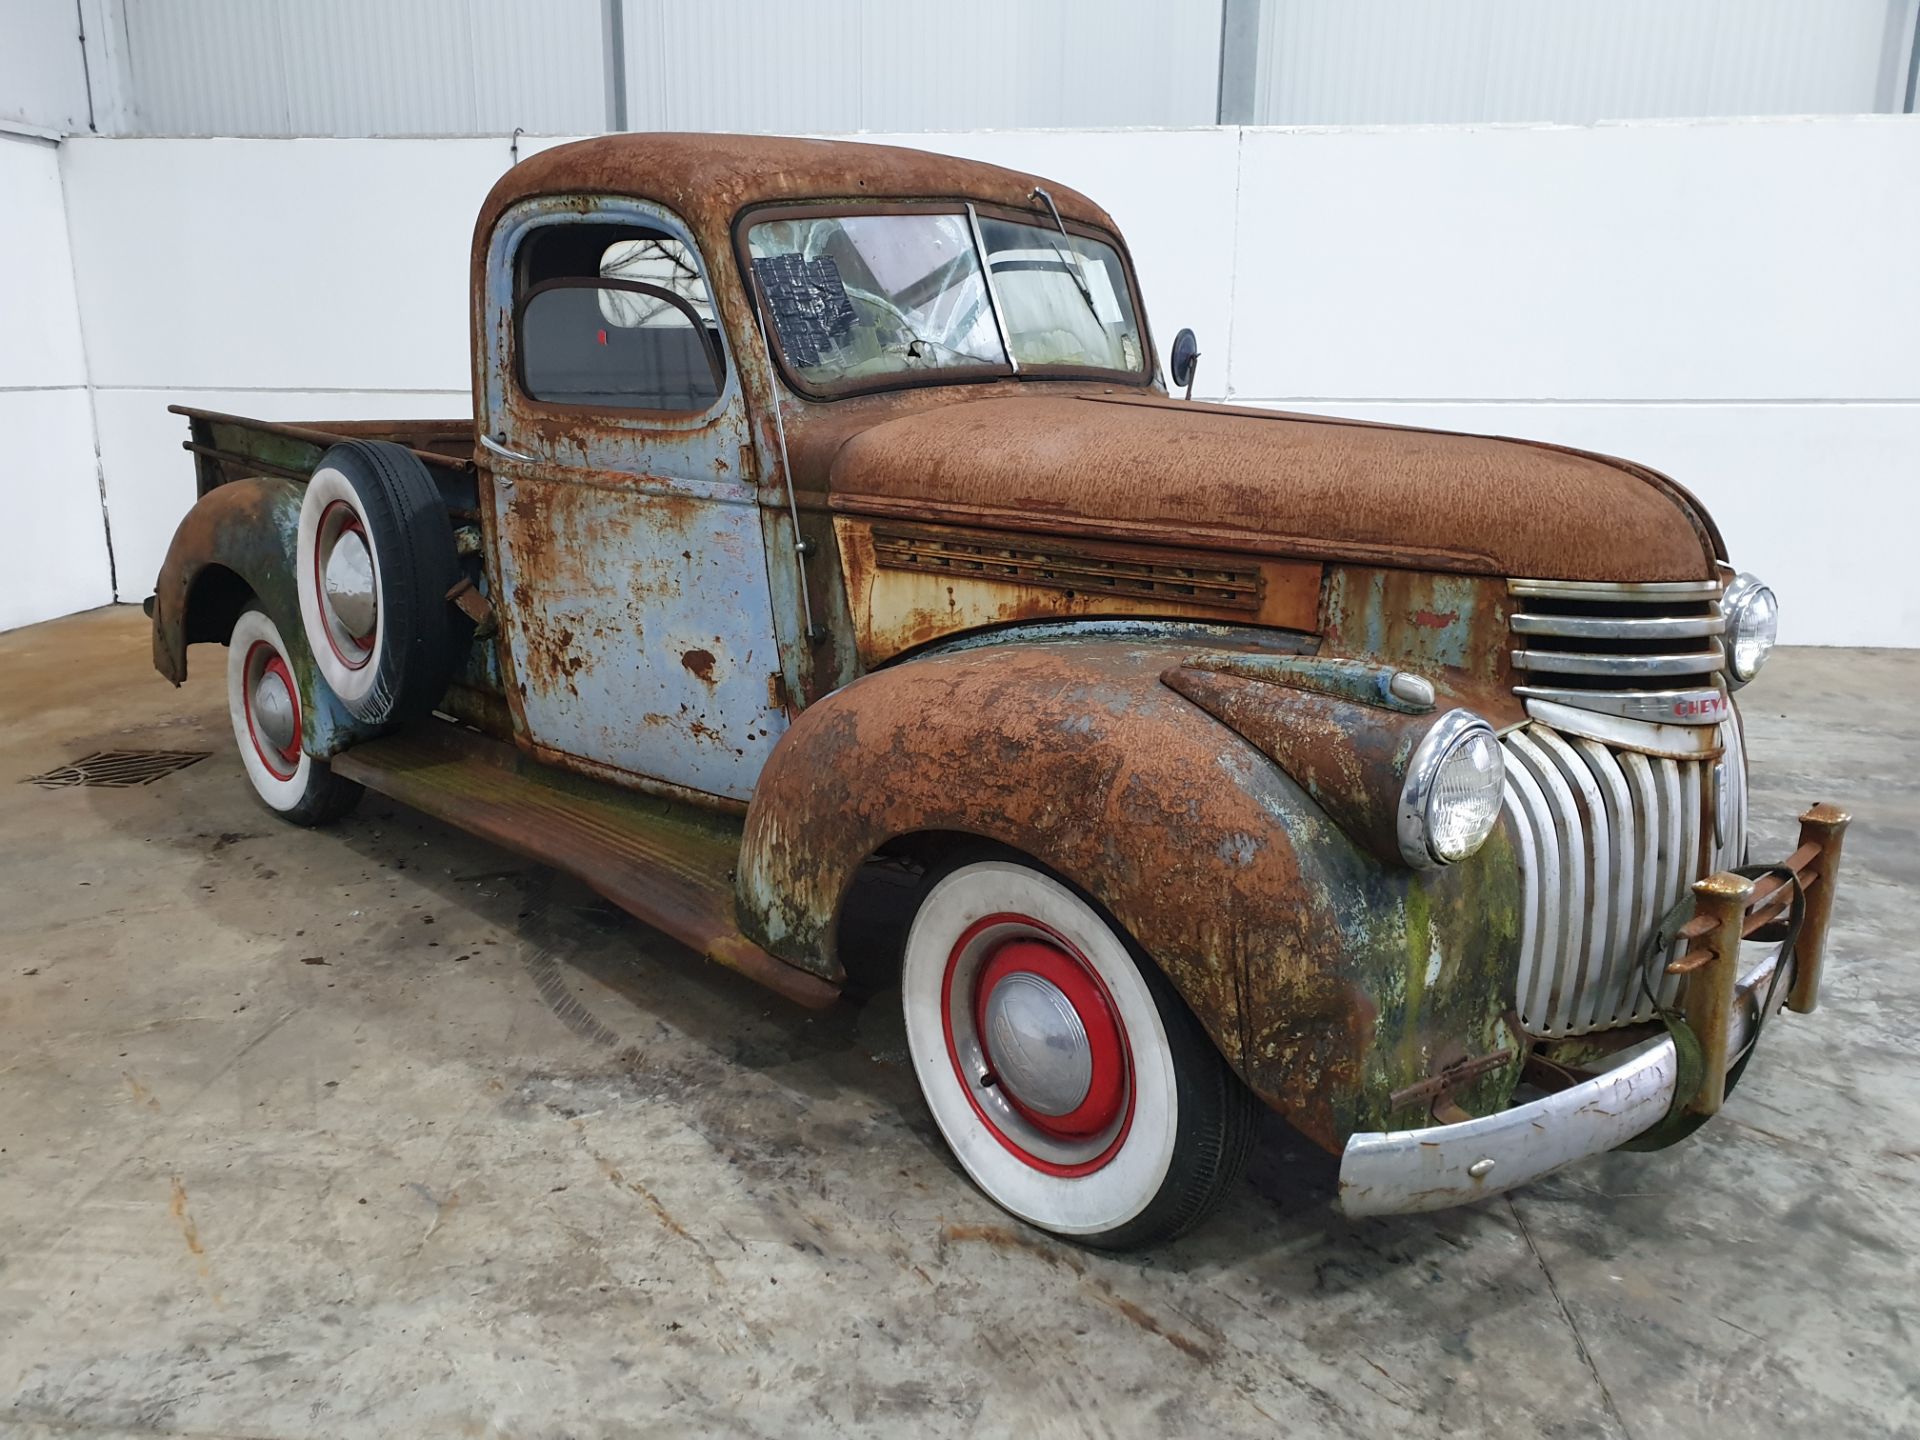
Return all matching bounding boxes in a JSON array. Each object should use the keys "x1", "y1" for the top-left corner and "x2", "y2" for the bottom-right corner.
[
  {"x1": 1663, "y1": 803, "x2": 1851, "y2": 1116},
  {"x1": 1387, "y1": 1048, "x2": 1514, "y2": 1117}
]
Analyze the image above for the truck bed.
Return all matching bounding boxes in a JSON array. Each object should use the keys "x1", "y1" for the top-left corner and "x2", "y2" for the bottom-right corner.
[{"x1": 170, "y1": 405, "x2": 479, "y2": 517}]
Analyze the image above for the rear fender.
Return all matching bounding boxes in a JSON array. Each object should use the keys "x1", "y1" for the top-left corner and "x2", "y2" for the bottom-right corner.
[
  {"x1": 149, "y1": 477, "x2": 366, "y2": 757},
  {"x1": 736, "y1": 635, "x2": 1524, "y2": 1148}
]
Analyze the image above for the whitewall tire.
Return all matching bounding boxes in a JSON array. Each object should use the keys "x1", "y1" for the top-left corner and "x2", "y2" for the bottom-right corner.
[
  {"x1": 226, "y1": 606, "x2": 362, "y2": 826},
  {"x1": 295, "y1": 440, "x2": 461, "y2": 725},
  {"x1": 901, "y1": 858, "x2": 1256, "y2": 1249}
]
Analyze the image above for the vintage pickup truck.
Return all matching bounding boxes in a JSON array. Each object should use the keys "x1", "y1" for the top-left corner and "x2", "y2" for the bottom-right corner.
[{"x1": 149, "y1": 134, "x2": 1848, "y2": 1248}]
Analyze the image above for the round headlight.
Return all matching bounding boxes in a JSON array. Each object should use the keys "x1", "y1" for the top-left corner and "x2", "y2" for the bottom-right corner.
[
  {"x1": 1721, "y1": 572, "x2": 1777, "y2": 685},
  {"x1": 1398, "y1": 712, "x2": 1505, "y2": 869}
]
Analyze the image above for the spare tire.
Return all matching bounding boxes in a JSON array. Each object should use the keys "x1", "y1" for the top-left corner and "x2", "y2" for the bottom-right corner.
[{"x1": 296, "y1": 439, "x2": 460, "y2": 725}]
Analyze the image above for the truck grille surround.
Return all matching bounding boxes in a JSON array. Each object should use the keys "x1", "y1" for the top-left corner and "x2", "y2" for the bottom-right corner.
[
  {"x1": 1500, "y1": 577, "x2": 1747, "y2": 1037},
  {"x1": 1509, "y1": 577, "x2": 1727, "y2": 715}
]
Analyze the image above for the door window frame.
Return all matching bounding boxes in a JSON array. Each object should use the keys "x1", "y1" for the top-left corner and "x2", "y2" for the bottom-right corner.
[{"x1": 485, "y1": 196, "x2": 741, "y2": 439}]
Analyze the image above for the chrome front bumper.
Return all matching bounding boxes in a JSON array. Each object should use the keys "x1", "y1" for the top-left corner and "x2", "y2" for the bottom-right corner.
[{"x1": 1337, "y1": 938, "x2": 1790, "y2": 1217}]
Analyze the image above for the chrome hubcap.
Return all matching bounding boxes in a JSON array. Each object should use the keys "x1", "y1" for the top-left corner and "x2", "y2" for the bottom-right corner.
[
  {"x1": 322, "y1": 526, "x2": 376, "y2": 642},
  {"x1": 982, "y1": 972, "x2": 1092, "y2": 1117},
  {"x1": 252, "y1": 666, "x2": 298, "y2": 754},
  {"x1": 942, "y1": 919, "x2": 1132, "y2": 1173}
]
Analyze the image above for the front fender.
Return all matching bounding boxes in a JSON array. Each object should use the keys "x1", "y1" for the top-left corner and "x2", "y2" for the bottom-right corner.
[
  {"x1": 737, "y1": 635, "x2": 1524, "y2": 1149},
  {"x1": 150, "y1": 477, "x2": 364, "y2": 758}
]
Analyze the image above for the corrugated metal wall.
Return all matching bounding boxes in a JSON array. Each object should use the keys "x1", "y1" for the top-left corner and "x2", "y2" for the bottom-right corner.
[
  {"x1": 1248, "y1": 0, "x2": 1918, "y2": 125},
  {"x1": 1, "y1": 0, "x2": 95, "y2": 132},
  {"x1": 105, "y1": 0, "x2": 1221, "y2": 135},
  {"x1": 79, "y1": 0, "x2": 1920, "y2": 136},
  {"x1": 620, "y1": 0, "x2": 1221, "y2": 132},
  {"x1": 120, "y1": 0, "x2": 608, "y2": 135}
]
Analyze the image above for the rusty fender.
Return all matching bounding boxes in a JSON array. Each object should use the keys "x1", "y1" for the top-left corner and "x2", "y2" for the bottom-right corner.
[
  {"x1": 149, "y1": 477, "x2": 366, "y2": 758},
  {"x1": 735, "y1": 635, "x2": 1525, "y2": 1149}
]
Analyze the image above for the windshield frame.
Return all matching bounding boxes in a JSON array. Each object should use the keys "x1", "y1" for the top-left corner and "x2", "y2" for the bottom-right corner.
[{"x1": 733, "y1": 198, "x2": 1155, "y2": 402}]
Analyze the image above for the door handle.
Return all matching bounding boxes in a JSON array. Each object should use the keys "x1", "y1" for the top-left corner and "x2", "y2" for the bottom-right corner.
[{"x1": 480, "y1": 432, "x2": 534, "y2": 465}]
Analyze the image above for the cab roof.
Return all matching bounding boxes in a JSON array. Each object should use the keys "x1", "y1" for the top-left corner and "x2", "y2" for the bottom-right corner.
[{"x1": 474, "y1": 132, "x2": 1119, "y2": 250}]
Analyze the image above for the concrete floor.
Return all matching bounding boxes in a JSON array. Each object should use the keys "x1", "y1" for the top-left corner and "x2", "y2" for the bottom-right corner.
[{"x1": 1, "y1": 606, "x2": 1914, "y2": 1440}]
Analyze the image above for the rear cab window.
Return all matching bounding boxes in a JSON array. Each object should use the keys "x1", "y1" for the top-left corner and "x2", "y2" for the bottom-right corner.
[{"x1": 514, "y1": 223, "x2": 725, "y2": 412}]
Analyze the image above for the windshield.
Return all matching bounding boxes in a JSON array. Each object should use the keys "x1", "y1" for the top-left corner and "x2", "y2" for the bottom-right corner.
[
  {"x1": 746, "y1": 209, "x2": 1145, "y2": 394},
  {"x1": 976, "y1": 217, "x2": 1142, "y2": 373}
]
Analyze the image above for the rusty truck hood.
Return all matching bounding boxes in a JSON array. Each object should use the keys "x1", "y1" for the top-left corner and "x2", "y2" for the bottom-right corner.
[{"x1": 822, "y1": 392, "x2": 1722, "y2": 581}]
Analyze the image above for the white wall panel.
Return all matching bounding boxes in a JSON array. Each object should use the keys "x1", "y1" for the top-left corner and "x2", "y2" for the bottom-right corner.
[
  {"x1": 0, "y1": 134, "x2": 112, "y2": 631},
  {"x1": 0, "y1": 389, "x2": 115, "y2": 630},
  {"x1": 0, "y1": 134, "x2": 89, "y2": 387},
  {"x1": 59, "y1": 137, "x2": 520, "y2": 390},
  {"x1": 0, "y1": 0, "x2": 93, "y2": 133},
  {"x1": 1229, "y1": 117, "x2": 1920, "y2": 404},
  {"x1": 1253, "y1": 0, "x2": 1914, "y2": 125}
]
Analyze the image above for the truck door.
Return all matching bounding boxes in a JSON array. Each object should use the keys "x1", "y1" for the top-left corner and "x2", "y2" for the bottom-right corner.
[{"x1": 478, "y1": 197, "x2": 785, "y2": 803}]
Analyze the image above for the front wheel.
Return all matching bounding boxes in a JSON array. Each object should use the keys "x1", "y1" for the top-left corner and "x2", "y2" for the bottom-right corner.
[
  {"x1": 226, "y1": 606, "x2": 363, "y2": 826},
  {"x1": 901, "y1": 858, "x2": 1256, "y2": 1249}
]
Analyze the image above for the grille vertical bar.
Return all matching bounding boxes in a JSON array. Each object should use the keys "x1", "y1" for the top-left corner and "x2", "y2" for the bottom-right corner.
[{"x1": 1503, "y1": 719, "x2": 1745, "y2": 1037}]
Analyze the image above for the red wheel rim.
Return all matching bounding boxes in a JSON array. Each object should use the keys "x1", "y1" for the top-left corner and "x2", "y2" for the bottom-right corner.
[
  {"x1": 940, "y1": 913, "x2": 1135, "y2": 1178},
  {"x1": 242, "y1": 641, "x2": 302, "y2": 781}
]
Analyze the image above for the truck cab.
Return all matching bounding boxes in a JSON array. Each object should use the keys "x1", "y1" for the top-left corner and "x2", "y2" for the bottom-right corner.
[{"x1": 150, "y1": 134, "x2": 1849, "y2": 1249}]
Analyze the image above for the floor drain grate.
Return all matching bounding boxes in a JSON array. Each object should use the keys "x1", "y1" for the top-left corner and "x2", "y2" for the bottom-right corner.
[{"x1": 24, "y1": 750, "x2": 211, "y2": 789}]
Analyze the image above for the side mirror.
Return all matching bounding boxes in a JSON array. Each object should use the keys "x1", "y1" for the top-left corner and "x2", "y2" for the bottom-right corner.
[{"x1": 1169, "y1": 327, "x2": 1201, "y2": 399}]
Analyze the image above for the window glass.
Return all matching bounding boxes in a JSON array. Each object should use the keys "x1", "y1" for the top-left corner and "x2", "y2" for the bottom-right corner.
[
  {"x1": 515, "y1": 223, "x2": 723, "y2": 411},
  {"x1": 746, "y1": 213, "x2": 1007, "y2": 389},
  {"x1": 976, "y1": 217, "x2": 1143, "y2": 373},
  {"x1": 598, "y1": 236, "x2": 714, "y2": 325}
]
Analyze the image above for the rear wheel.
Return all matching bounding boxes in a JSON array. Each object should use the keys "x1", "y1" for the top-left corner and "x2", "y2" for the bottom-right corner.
[
  {"x1": 901, "y1": 858, "x2": 1255, "y2": 1249},
  {"x1": 226, "y1": 606, "x2": 362, "y2": 826}
]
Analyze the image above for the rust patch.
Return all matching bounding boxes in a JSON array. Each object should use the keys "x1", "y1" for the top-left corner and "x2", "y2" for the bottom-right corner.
[
  {"x1": 940, "y1": 1222, "x2": 1084, "y2": 1273},
  {"x1": 824, "y1": 393, "x2": 1718, "y2": 582},
  {"x1": 1093, "y1": 1290, "x2": 1216, "y2": 1364},
  {"x1": 169, "y1": 1176, "x2": 204, "y2": 1256},
  {"x1": 680, "y1": 647, "x2": 717, "y2": 684},
  {"x1": 836, "y1": 515, "x2": 1320, "y2": 667},
  {"x1": 738, "y1": 634, "x2": 1524, "y2": 1146},
  {"x1": 940, "y1": 1223, "x2": 1212, "y2": 1361}
]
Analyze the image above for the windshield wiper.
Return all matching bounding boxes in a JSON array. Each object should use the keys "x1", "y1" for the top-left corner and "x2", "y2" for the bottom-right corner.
[{"x1": 1027, "y1": 186, "x2": 1103, "y2": 325}]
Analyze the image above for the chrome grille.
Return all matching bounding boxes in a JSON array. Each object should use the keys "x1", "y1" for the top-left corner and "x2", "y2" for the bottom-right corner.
[
  {"x1": 1502, "y1": 718, "x2": 1746, "y2": 1037},
  {"x1": 1510, "y1": 578, "x2": 1728, "y2": 722}
]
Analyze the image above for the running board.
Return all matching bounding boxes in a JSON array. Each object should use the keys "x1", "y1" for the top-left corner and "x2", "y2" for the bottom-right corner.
[{"x1": 328, "y1": 723, "x2": 840, "y2": 1008}]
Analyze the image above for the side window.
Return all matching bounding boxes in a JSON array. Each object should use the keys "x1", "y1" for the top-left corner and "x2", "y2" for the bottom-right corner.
[{"x1": 515, "y1": 222, "x2": 724, "y2": 412}]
